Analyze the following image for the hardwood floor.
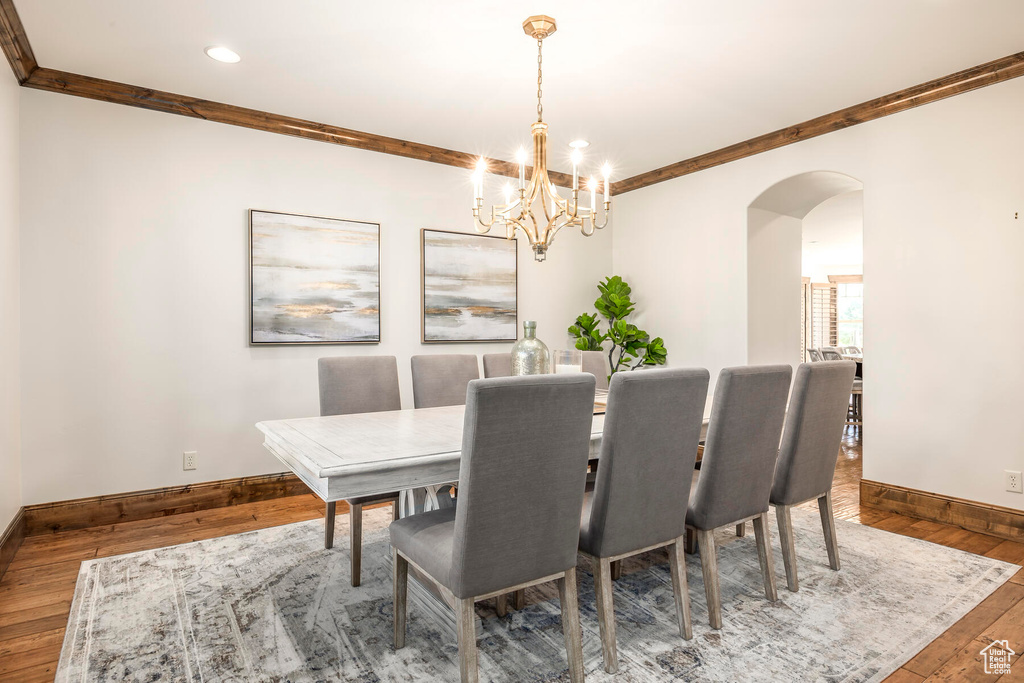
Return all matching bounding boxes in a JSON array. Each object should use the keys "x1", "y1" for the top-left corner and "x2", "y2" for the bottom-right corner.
[{"x1": 1, "y1": 430, "x2": 1022, "y2": 681}]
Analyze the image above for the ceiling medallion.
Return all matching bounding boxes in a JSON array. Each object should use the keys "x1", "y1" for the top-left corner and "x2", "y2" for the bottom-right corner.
[{"x1": 471, "y1": 15, "x2": 611, "y2": 262}]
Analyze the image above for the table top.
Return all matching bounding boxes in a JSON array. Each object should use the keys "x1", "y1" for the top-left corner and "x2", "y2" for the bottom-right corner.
[
  {"x1": 842, "y1": 354, "x2": 863, "y2": 362},
  {"x1": 257, "y1": 405, "x2": 607, "y2": 480}
]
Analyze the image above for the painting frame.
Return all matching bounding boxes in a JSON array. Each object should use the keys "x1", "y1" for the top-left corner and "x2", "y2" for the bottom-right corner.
[
  {"x1": 420, "y1": 228, "x2": 518, "y2": 344},
  {"x1": 249, "y1": 208, "x2": 382, "y2": 346}
]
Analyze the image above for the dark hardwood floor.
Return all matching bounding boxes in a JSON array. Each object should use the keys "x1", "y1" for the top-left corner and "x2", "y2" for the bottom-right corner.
[{"x1": 1, "y1": 429, "x2": 1022, "y2": 681}]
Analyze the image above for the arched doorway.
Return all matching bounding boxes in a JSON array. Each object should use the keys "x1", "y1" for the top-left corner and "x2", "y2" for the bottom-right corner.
[{"x1": 746, "y1": 171, "x2": 863, "y2": 367}]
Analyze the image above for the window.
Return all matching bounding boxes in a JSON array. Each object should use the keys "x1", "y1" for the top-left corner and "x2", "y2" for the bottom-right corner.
[
  {"x1": 802, "y1": 274, "x2": 863, "y2": 360},
  {"x1": 836, "y1": 282, "x2": 863, "y2": 347},
  {"x1": 829, "y1": 275, "x2": 863, "y2": 348}
]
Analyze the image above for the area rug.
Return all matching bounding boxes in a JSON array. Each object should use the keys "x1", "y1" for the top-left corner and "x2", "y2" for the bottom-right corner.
[{"x1": 56, "y1": 506, "x2": 1017, "y2": 682}]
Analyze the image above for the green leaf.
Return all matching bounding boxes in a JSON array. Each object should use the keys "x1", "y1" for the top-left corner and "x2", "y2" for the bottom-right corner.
[{"x1": 574, "y1": 275, "x2": 668, "y2": 375}]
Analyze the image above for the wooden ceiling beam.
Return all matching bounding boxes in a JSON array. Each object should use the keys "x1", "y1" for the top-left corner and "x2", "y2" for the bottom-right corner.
[
  {"x1": 611, "y1": 51, "x2": 1024, "y2": 195},
  {"x1": 23, "y1": 67, "x2": 577, "y2": 187},
  {"x1": 0, "y1": 0, "x2": 36, "y2": 83}
]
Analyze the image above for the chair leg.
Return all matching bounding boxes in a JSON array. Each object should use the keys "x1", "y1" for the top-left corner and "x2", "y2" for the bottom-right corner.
[
  {"x1": 684, "y1": 527, "x2": 697, "y2": 554},
  {"x1": 350, "y1": 503, "x2": 363, "y2": 587},
  {"x1": 495, "y1": 593, "x2": 508, "y2": 617},
  {"x1": 392, "y1": 499, "x2": 400, "y2": 521},
  {"x1": 818, "y1": 491, "x2": 841, "y2": 571},
  {"x1": 324, "y1": 501, "x2": 336, "y2": 550},
  {"x1": 669, "y1": 538, "x2": 693, "y2": 640},
  {"x1": 456, "y1": 597, "x2": 479, "y2": 683},
  {"x1": 512, "y1": 589, "x2": 526, "y2": 610},
  {"x1": 593, "y1": 557, "x2": 619, "y2": 673},
  {"x1": 736, "y1": 522, "x2": 746, "y2": 537},
  {"x1": 393, "y1": 549, "x2": 408, "y2": 649},
  {"x1": 557, "y1": 569, "x2": 585, "y2": 683},
  {"x1": 696, "y1": 529, "x2": 722, "y2": 629},
  {"x1": 775, "y1": 505, "x2": 799, "y2": 592},
  {"x1": 610, "y1": 559, "x2": 622, "y2": 580},
  {"x1": 752, "y1": 512, "x2": 778, "y2": 602}
]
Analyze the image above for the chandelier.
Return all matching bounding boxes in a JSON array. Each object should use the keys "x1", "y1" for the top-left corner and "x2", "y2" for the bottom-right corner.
[{"x1": 472, "y1": 15, "x2": 611, "y2": 262}]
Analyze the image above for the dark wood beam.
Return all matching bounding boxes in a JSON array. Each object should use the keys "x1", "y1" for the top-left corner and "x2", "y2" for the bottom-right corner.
[
  {"x1": 23, "y1": 67, "x2": 578, "y2": 187},
  {"x1": 0, "y1": 0, "x2": 36, "y2": 83},
  {"x1": 612, "y1": 51, "x2": 1024, "y2": 195}
]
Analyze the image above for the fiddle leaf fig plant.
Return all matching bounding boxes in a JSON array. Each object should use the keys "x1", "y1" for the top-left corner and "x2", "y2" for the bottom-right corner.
[{"x1": 568, "y1": 275, "x2": 668, "y2": 376}]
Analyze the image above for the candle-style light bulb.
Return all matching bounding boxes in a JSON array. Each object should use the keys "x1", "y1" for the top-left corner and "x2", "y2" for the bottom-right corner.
[
  {"x1": 516, "y1": 147, "x2": 527, "y2": 190},
  {"x1": 588, "y1": 178, "x2": 596, "y2": 213},
  {"x1": 571, "y1": 148, "x2": 582, "y2": 192},
  {"x1": 601, "y1": 163, "x2": 612, "y2": 203},
  {"x1": 474, "y1": 158, "x2": 487, "y2": 201}
]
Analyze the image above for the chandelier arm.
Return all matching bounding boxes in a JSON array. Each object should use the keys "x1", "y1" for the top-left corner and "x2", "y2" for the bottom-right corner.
[
  {"x1": 515, "y1": 209, "x2": 539, "y2": 244},
  {"x1": 473, "y1": 204, "x2": 497, "y2": 231}
]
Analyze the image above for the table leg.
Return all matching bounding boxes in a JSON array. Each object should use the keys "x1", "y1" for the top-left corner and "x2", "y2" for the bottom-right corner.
[{"x1": 324, "y1": 501, "x2": 336, "y2": 550}]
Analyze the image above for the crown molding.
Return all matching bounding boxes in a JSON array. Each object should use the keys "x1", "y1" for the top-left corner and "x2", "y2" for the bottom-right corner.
[
  {"x1": 612, "y1": 51, "x2": 1024, "y2": 195},
  {"x1": 0, "y1": 0, "x2": 35, "y2": 83},
  {"x1": 23, "y1": 67, "x2": 576, "y2": 187},
  {"x1": 1, "y1": 1, "x2": 1023, "y2": 196}
]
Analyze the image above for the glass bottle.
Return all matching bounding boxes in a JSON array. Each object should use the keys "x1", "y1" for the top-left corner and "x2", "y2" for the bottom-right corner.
[{"x1": 511, "y1": 320, "x2": 550, "y2": 375}]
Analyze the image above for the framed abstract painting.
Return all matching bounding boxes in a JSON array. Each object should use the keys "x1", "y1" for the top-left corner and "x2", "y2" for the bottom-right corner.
[
  {"x1": 421, "y1": 229, "x2": 518, "y2": 343},
  {"x1": 250, "y1": 209, "x2": 381, "y2": 344}
]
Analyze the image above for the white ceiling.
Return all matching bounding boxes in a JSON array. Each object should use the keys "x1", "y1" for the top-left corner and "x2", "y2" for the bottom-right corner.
[
  {"x1": 18, "y1": 1, "x2": 1024, "y2": 179},
  {"x1": 802, "y1": 190, "x2": 863, "y2": 269}
]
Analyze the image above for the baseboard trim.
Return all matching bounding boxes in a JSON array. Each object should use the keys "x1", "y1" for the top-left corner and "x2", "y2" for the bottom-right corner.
[
  {"x1": 861, "y1": 479, "x2": 1024, "y2": 542},
  {"x1": 24, "y1": 472, "x2": 310, "y2": 536},
  {"x1": 0, "y1": 507, "x2": 27, "y2": 580}
]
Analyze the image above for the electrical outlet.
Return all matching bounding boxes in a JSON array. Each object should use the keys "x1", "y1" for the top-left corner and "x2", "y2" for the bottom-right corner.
[
  {"x1": 183, "y1": 451, "x2": 198, "y2": 471},
  {"x1": 1006, "y1": 470, "x2": 1022, "y2": 493}
]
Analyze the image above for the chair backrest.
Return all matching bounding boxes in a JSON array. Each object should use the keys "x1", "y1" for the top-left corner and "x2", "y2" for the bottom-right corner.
[
  {"x1": 842, "y1": 346, "x2": 861, "y2": 355},
  {"x1": 821, "y1": 349, "x2": 843, "y2": 361},
  {"x1": 410, "y1": 354, "x2": 480, "y2": 409},
  {"x1": 688, "y1": 365, "x2": 792, "y2": 530},
  {"x1": 807, "y1": 349, "x2": 823, "y2": 362},
  {"x1": 482, "y1": 353, "x2": 512, "y2": 378},
  {"x1": 581, "y1": 350, "x2": 610, "y2": 390},
  {"x1": 771, "y1": 361, "x2": 856, "y2": 507},
  {"x1": 318, "y1": 356, "x2": 402, "y2": 417},
  {"x1": 585, "y1": 368, "x2": 709, "y2": 557},
  {"x1": 450, "y1": 374, "x2": 596, "y2": 598}
]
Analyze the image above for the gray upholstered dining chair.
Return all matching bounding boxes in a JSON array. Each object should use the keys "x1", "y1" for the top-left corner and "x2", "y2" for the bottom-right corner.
[
  {"x1": 686, "y1": 364, "x2": 792, "y2": 629},
  {"x1": 807, "y1": 348, "x2": 823, "y2": 362},
  {"x1": 411, "y1": 354, "x2": 481, "y2": 408},
  {"x1": 581, "y1": 350, "x2": 610, "y2": 390},
  {"x1": 820, "y1": 348, "x2": 843, "y2": 361},
  {"x1": 391, "y1": 374, "x2": 596, "y2": 683},
  {"x1": 579, "y1": 367, "x2": 709, "y2": 673},
  {"x1": 482, "y1": 352, "x2": 512, "y2": 378},
  {"x1": 771, "y1": 361, "x2": 856, "y2": 592},
  {"x1": 318, "y1": 356, "x2": 402, "y2": 586}
]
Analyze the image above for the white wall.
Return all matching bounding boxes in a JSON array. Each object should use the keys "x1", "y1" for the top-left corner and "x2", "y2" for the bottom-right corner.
[
  {"x1": 0, "y1": 72, "x2": 19, "y2": 530},
  {"x1": 19, "y1": 90, "x2": 612, "y2": 504},
  {"x1": 747, "y1": 209, "x2": 801, "y2": 368},
  {"x1": 614, "y1": 77, "x2": 1024, "y2": 509}
]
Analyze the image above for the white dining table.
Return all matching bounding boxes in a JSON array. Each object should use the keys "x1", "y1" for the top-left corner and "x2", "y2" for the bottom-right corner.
[
  {"x1": 257, "y1": 404, "x2": 709, "y2": 516},
  {"x1": 257, "y1": 405, "x2": 606, "y2": 508}
]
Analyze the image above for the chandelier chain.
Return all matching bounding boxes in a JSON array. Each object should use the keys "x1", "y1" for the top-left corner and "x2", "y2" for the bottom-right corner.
[{"x1": 537, "y1": 39, "x2": 543, "y2": 122}]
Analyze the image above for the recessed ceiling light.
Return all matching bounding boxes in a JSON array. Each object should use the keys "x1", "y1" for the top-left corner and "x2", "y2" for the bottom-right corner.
[
  {"x1": 205, "y1": 46, "x2": 240, "y2": 64},
  {"x1": 569, "y1": 139, "x2": 590, "y2": 149}
]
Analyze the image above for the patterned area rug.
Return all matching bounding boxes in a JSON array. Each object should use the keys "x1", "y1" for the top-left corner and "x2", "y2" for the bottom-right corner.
[{"x1": 56, "y1": 506, "x2": 1016, "y2": 682}]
